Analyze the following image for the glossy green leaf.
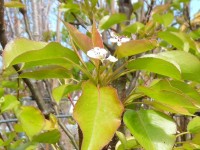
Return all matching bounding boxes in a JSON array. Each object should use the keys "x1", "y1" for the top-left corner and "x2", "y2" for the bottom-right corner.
[
  {"x1": 3, "y1": 38, "x2": 47, "y2": 68},
  {"x1": 116, "y1": 132, "x2": 140, "y2": 150},
  {"x1": 21, "y1": 58, "x2": 73, "y2": 70},
  {"x1": 99, "y1": 13, "x2": 127, "y2": 30},
  {"x1": 32, "y1": 129, "x2": 61, "y2": 144},
  {"x1": 158, "y1": 51, "x2": 200, "y2": 82},
  {"x1": 139, "y1": 80, "x2": 200, "y2": 113},
  {"x1": 123, "y1": 22, "x2": 144, "y2": 34},
  {"x1": 153, "y1": 12, "x2": 174, "y2": 27},
  {"x1": 116, "y1": 40, "x2": 157, "y2": 58},
  {"x1": 127, "y1": 55, "x2": 181, "y2": 80},
  {"x1": 73, "y1": 81, "x2": 124, "y2": 150},
  {"x1": 64, "y1": 22, "x2": 93, "y2": 52},
  {"x1": 187, "y1": 117, "x2": 200, "y2": 133},
  {"x1": 145, "y1": 100, "x2": 193, "y2": 116},
  {"x1": 19, "y1": 66, "x2": 71, "y2": 79},
  {"x1": 4, "y1": 1, "x2": 25, "y2": 8},
  {"x1": 158, "y1": 31, "x2": 198, "y2": 52},
  {"x1": 17, "y1": 106, "x2": 45, "y2": 138},
  {"x1": 124, "y1": 110, "x2": 176, "y2": 150},
  {"x1": 9, "y1": 42, "x2": 79, "y2": 68},
  {"x1": 116, "y1": 137, "x2": 140, "y2": 150},
  {"x1": 52, "y1": 84, "x2": 81, "y2": 103},
  {"x1": 159, "y1": 31, "x2": 186, "y2": 50},
  {"x1": 0, "y1": 95, "x2": 20, "y2": 113}
]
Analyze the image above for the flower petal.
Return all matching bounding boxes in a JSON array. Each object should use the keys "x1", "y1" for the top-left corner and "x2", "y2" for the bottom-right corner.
[
  {"x1": 106, "y1": 55, "x2": 118, "y2": 62},
  {"x1": 110, "y1": 37, "x2": 119, "y2": 43},
  {"x1": 120, "y1": 37, "x2": 130, "y2": 43},
  {"x1": 87, "y1": 49, "x2": 99, "y2": 59}
]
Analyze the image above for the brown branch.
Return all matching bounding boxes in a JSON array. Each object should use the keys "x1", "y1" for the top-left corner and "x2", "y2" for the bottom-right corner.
[
  {"x1": 183, "y1": 3, "x2": 193, "y2": 30},
  {"x1": 19, "y1": 0, "x2": 33, "y2": 40},
  {"x1": 144, "y1": 0, "x2": 155, "y2": 24},
  {"x1": 0, "y1": 0, "x2": 8, "y2": 55}
]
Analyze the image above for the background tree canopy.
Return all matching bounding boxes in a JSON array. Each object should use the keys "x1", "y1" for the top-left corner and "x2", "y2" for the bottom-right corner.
[{"x1": 1, "y1": 0, "x2": 200, "y2": 150}]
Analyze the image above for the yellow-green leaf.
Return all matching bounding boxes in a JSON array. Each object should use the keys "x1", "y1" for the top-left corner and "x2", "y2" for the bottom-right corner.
[
  {"x1": 17, "y1": 106, "x2": 45, "y2": 138},
  {"x1": 116, "y1": 40, "x2": 157, "y2": 58},
  {"x1": 3, "y1": 38, "x2": 47, "y2": 68},
  {"x1": 73, "y1": 81, "x2": 124, "y2": 150}
]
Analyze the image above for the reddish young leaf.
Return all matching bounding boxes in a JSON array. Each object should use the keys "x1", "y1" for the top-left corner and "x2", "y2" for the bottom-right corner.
[
  {"x1": 64, "y1": 22, "x2": 93, "y2": 52},
  {"x1": 92, "y1": 20, "x2": 104, "y2": 48}
]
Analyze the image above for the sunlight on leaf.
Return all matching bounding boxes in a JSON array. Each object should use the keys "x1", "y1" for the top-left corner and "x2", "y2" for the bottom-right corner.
[
  {"x1": 124, "y1": 109, "x2": 176, "y2": 150},
  {"x1": 73, "y1": 81, "x2": 124, "y2": 150}
]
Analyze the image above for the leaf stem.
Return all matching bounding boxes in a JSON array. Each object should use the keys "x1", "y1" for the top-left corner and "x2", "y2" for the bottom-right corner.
[{"x1": 176, "y1": 131, "x2": 190, "y2": 137}]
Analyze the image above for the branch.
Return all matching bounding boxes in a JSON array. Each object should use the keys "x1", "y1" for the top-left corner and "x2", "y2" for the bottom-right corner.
[
  {"x1": 144, "y1": 0, "x2": 155, "y2": 24},
  {"x1": 0, "y1": 114, "x2": 72, "y2": 124},
  {"x1": 58, "y1": 120, "x2": 79, "y2": 150},
  {"x1": 0, "y1": 0, "x2": 8, "y2": 55},
  {"x1": 43, "y1": 80, "x2": 79, "y2": 149},
  {"x1": 19, "y1": 1, "x2": 33, "y2": 40},
  {"x1": 126, "y1": 71, "x2": 140, "y2": 96},
  {"x1": 183, "y1": 3, "x2": 193, "y2": 30}
]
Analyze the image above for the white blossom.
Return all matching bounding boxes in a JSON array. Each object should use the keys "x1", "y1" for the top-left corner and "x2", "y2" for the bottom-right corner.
[
  {"x1": 87, "y1": 47, "x2": 118, "y2": 62},
  {"x1": 110, "y1": 32, "x2": 130, "y2": 46},
  {"x1": 106, "y1": 55, "x2": 118, "y2": 62},
  {"x1": 87, "y1": 47, "x2": 108, "y2": 60}
]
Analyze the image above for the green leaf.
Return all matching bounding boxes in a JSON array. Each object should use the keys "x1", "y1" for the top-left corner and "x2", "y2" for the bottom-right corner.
[
  {"x1": 21, "y1": 58, "x2": 74, "y2": 70},
  {"x1": 158, "y1": 51, "x2": 200, "y2": 82},
  {"x1": 0, "y1": 95, "x2": 20, "y2": 113},
  {"x1": 73, "y1": 81, "x2": 124, "y2": 150},
  {"x1": 3, "y1": 38, "x2": 47, "y2": 68},
  {"x1": 1, "y1": 81, "x2": 18, "y2": 89},
  {"x1": 187, "y1": 117, "x2": 200, "y2": 133},
  {"x1": 153, "y1": 12, "x2": 174, "y2": 27},
  {"x1": 145, "y1": 100, "x2": 193, "y2": 116},
  {"x1": 123, "y1": 22, "x2": 144, "y2": 34},
  {"x1": 9, "y1": 42, "x2": 79, "y2": 68},
  {"x1": 116, "y1": 40, "x2": 157, "y2": 58},
  {"x1": 139, "y1": 80, "x2": 200, "y2": 113},
  {"x1": 19, "y1": 66, "x2": 71, "y2": 79},
  {"x1": 127, "y1": 55, "x2": 181, "y2": 80},
  {"x1": 4, "y1": 1, "x2": 25, "y2": 8},
  {"x1": 115, "y1": 132, "x2": 140, "y2": 150},
  {"x1": 99, "y1": 13, "x2": 127, "y2": 30},
  {"x1": 17, "y1": 106, "x2": 45, "y2": 138},
  {"x1": 124, "y1": 110, "x2": 176, "y2": 150},
  {"x1": 64, "y1": 22, "x2": 93, "y2": 52},
  {"x1": 0, "y1": 87, "x2": 4, "y2": 97},
  {"x1": 32, "y1": 129, "x2": 61, "y2": 144},
  {"x1": 116, "y1": 137, "x2": 140, "y2": 150},
  {"x1": 52, "y1": 84, "x2": 81, "y2": 103},
  {"x1": 158, "y1": 31, "x2": 197, "y2": 52}
]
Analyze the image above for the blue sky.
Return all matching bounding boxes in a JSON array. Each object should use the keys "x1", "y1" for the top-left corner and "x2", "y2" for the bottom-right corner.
[{"x1": 190, "y1": 0, "x2": 200, "y2": 18}]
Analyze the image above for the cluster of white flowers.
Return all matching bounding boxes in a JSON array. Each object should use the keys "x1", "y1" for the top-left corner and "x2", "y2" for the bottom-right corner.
[
  {"x1": 87, "y1": 31, "x2": 131, "y2": 62},
  {"x1": 87, "y1": 47, "x2": 118, "y2": 62}
]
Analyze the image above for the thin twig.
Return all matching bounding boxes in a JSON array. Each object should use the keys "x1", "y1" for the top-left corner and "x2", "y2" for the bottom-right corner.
[
  {"x1": 144, "y1": 0, "x2": 155, "y2": 24},
  {"x1": 0, "y1": 115, "x2": 72, "y2": 124}
]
